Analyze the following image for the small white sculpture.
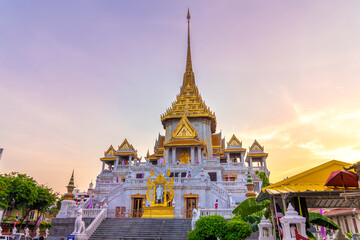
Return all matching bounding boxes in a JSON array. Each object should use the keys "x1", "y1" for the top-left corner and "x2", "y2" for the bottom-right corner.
[
  {"x1": 73, "y1": 208, "x2": 86, "y2": 234},
  {"x1": 45, "y1": 228, "x2": 49, "y2": 238},
  {"x1": 155, "y1": 185, "x2": 164, "y2": 203},
  {"x1": 12, "y1": 227, "x2": 17, "y2": 235},
  {"x1": 36, "y1": 228, "x2": 40, "y2": 237},
  {"x1": 191, "y1": 208, "x2": 200, "y2": 230},
  {"x1": 0, "y1": 226, "x2": 2, "y2": 235},
  {"x1": 25, "y1": 227, "x2": 30, "y2": 236}
]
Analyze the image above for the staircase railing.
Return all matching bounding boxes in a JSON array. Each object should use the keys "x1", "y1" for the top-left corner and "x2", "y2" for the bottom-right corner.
[
  {"x1": 209, "y1": 181, "x2": 229, "y2": 202},
  {"x1": 187, "y1": 164, "x2": 203, "y2": 177},
  {"x1": 86, "y1": 205, "x2": 108, "y2": 239},
  {"x1": 106, "y1": 183, "x2": 124, "y2": 202}
]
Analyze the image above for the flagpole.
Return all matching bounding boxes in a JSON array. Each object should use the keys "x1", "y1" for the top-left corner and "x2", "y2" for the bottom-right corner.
[{"x1": 272, "y1": 195, "x2": 282, "y2": 240}]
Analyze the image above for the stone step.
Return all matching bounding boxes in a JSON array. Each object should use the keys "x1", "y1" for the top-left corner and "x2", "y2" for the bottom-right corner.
[{"x1": 88, "y1": 218, "x2": 191, "y2": 240}]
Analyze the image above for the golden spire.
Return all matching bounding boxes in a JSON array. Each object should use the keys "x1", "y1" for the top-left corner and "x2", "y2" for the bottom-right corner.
[
  {"x1": 186, "y1": 8, "x2": 192, "y2": 72},
  {"x1": 182, "y1": 8, "x2": 195, "y2": 88},
  {"x1": 161, "y1": 9, "x2": 217, "y2": 133}
]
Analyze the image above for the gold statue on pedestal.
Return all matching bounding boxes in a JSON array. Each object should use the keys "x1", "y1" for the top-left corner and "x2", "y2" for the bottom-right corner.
[{"x1": 142, "y1": 169, "x2": 175, "y2": 218}]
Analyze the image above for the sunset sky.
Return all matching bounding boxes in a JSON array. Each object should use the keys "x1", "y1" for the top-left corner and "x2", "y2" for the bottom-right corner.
[{"x1": 1, "y1": 1, "x2": 360, "y2": 193}]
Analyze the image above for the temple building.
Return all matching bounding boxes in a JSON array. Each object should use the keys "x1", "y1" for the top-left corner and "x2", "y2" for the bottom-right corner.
[{"x1": 90, "y1": 10, "x2": 270, "y2": 219}]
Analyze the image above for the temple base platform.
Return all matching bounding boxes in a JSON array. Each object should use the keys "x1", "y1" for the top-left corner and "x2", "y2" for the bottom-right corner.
[{"x1": 142, "y1": 206, "x2": 175, "y2": 218}]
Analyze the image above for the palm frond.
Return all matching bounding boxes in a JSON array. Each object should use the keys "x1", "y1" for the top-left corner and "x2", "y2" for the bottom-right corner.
[{"x1": 309, "y1": 212, "x2": 341, "y2": 230}]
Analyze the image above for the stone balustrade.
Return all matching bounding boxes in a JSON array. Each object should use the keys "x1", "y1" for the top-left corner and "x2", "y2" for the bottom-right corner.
[
  {"x1": 86, "y1": 206, "x2": 108, "y2": 239},
  {"x1": 82, "y1": 209, "x2": 102, "y2": 218},
  {"x1": 199, "y1": 208, "x2": 233, "y2": 219}
]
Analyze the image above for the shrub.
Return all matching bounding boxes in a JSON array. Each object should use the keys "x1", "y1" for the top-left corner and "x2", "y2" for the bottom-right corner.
[
  {"x1": 224, "y1": 219, "x2": 252, "y2": 240},
  {"x1": 187, "y1": 215, "x2": 227, "y2": 240},
  {"x1": 39, "y1": 221, "x2": 52, "y2": 232}
]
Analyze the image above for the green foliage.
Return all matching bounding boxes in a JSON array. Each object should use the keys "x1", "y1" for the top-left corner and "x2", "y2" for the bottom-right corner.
[
  {"x1": 0, "y1": 172, "x2": 57, "y2": 226},
  {"x1": 39, "y1": 221, "x2": 52, "y2": 231},
  {"x1": 187, "y1": 215, "x2": 227, "y2": 240},
  {"x1": 344, "y1": 231, "x2": 353, "y2": 239},
  {"x1": 306, "y1": 229, "x2": 317, "y2": 240},
  {"x1": 232, "y1": 197, "x2": 270, "y2": 219},
  {"x1": 0, "y1": 175, "x2": 10, "y2": 208},
  {"x1": 309, "y1": 212, "x2": 341, "y2": 230},
  {"x1": 224, "y1": 219, "x2": 252, "y2": 240},
  {"x1": 255, "y1": 171, "x2": 270, "y2": 188}
]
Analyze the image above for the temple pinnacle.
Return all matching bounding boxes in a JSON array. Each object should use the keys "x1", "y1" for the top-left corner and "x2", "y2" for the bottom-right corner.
[{"x1": 186, "y1": 8, "x2": 192, "y2": 73}]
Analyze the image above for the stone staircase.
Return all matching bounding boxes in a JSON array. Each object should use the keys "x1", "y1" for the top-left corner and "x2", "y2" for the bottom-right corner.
[{"x1": 89, "y1": 218, "x2": 192, "y2": 240}]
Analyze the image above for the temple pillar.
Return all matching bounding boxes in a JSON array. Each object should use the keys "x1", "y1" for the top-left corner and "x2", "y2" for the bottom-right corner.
[
  {"x1": 240, "y1": 152, "x2": 245, "y2": 166},
  {"x1": 249, "y1": 157, "x2": 253, "y2": 171},
  {"x1": 129, "y1": 155, "x2": 132, "y2": 168},
  {"x1": 172, "y1": 147, "x2": 176, "y2": 164},
  {"x1": 226, "y1": 153, "x2": 230, "y2": 164},
  {"x1": 197, "y1": 147, "x2": 201, "y2": 164},
  {"x1": 114, "y1": 156, "x2": 119, "y2": 170},
  {"x1": 102, "y1": 162, "x2": 105, "y2": 172},
  {"x1": 191, "y1": 147, "x2": 195, "y2": 164},
  {"x1": 165, "y1": 149, "x2": 169, "y2": 166},
  {"x1": 263, "y1": 157, "x2": 267, "y2": 169}
]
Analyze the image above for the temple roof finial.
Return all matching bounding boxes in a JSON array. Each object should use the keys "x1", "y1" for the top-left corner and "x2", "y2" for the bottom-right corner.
[{"x1": 186, "y1": 8, "x2": 192, "y2": 72}]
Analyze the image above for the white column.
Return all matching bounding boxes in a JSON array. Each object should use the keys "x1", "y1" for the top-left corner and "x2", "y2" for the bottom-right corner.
[
  {"x1": 263, "y1": 157, "x2": 267, "y2": 169},
  {"x1": 249, "y1": 157, "x2": 253, "y2": 170},
  {"x1": 114, "y1": 156, "x2": 119, "y2": 170},
  {"x1": 226, "y1": 153, "x2": 230, "y2": 163},
  {"x1": 240, "y1": 152, "x2": 245, "y2": 165},
  {"x1": 102, "y1": 162, "x2": 105, "y2": 172},
  {"x1": 165, "y1": 149, "x2": 169, "y2": 166},
  {"x1": 197, "y1": 147, "x2": 201, "y2": 164},
  {"x1": 191, "y1": 147, "x2": 195, "y2": 164},
  {"x1": 172, "y1": 147, "x2": 176, "y2": 164},
  {"x1": 129, "y1": 155, "x2": 132, "y2": 168}
]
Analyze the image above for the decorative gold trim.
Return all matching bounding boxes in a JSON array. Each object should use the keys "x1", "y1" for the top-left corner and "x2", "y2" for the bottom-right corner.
[
  {"x1": 250, "y1": 140, "x2": 264, "y2": 151},
  {"x1": 118, "y1": 138, "x2": 134, "y2": 151},
  {"x1": 223, "y1": 174, "x2": 237, "y2": 181},
  {"x1": 172, "y1": 115, "x2": 197, "y2": 139},
  {"x1": 104, "y1": 145, "x2": 116, "y2": 156},
  {"x1": 100, "y1": 157, "x2": 116, "y2": 161},
  {"x1": 145, "y1": 173, "x2": 174, "y2": 207},
  {"x1": 227, "y1": 134, "x2": 242, "y2": 146}
]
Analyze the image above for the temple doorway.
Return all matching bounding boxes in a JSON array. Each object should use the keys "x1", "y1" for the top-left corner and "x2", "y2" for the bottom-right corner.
[
  {"x1": 183, "y1": 193, "x2": 199, "y2": 218},
  {"x1": 131, "y1": 194, "x2": 145, "y2": 218}
]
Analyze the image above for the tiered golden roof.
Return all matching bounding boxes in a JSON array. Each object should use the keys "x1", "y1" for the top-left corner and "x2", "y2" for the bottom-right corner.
[{"x1": 160, "y1": 9, "x2": 216, "y2": 133}]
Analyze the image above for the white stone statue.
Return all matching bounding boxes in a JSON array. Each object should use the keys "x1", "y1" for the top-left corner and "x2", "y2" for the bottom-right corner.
[
  {"x1": 73, "y1": 208, "x2": 86, "y2": 234},
  {"x1": 0, "y1": 226, "x2": 2, "y2": 235},
  {"x1": 25, "y1": 227, "x2": 30, "y2": 236},
  {"x1": 280, "y1": 203, "x2": 307, "y2": 240},
  {"x1": 45, "y1": 228, "x2": 49, "y2": 238},
  {"x1": 155, "y1": 185, "x2": 164, "y2": 203},
  {"x1": 191, "y1": 208, "x2": 200, "y2": 230},
  {"x1": 36, "y1": 228, "x2": 40, "y2": 237},
  {"x1": 258, "y1": 216, "x2": 273, "y2": 240},
  {"x1": 12, "y1": 227, "x2": 17, "y2": 235}
]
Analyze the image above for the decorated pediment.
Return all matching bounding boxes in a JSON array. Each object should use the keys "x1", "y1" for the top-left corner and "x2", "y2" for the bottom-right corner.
[
  {"x1": 105, "y1": 145, "x2": 116, "y2": 156},
  {"x1": 172, "y1": 115, "x2": 197, "y2": 139},
  {"x1": 118, "y1": 138, "x2": 132, "y2": 151},
  {"x1": 227, "y1": 134, "x2": 242, "y2": 147},
  {"x1": 250, "y1": 140, "x2": 264, "y2": 152}
]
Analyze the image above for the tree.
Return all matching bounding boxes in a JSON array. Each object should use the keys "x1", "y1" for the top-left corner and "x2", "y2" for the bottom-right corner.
[
  {"x1": 255, "y1": 170, "x2": 270, "y2": 189},
  {"x1": 187, "y1": 215, "x2": 228, "y2": 240},
  {"x1": 0, "y1": 174, "x2": 10, "y2": 208},
  {"x1": 0, "y1": 172, "x2": 57, "y2": 228}
]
